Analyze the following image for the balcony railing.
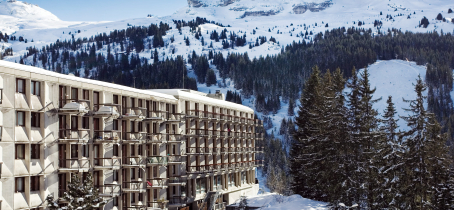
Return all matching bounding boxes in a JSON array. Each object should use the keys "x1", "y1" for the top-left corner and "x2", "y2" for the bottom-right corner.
[
  {"x1": 168, "y1": 178, "x2": 186, "y2": 186},
  {"x1": 58, "y1": 159, "x2": 91, "y2": 171},
  {"x1": 168, "y1": 156, "x2": 183, "y2": 164},
  {"x1": 122, "y1": 205, "x2": 146, "y2": 210},
  {"x1": 122, "y1": 132, "x2": 148, "y2": 142},
  {"x1": 147, "y1": 200, "x2": 168, "y2": 209},
  {"x1": 147, "y1": 133, "x2": 168, "y2": 143},
  {"x1": 146, "y1": 179, "x2": 167, "y2": 188},
  {"x1": 93, "y1": 130, "x2": 121, "y2": 142},
  {"x1": 169, "y1": 196, "x2": 187, "y2": 205},
  {"x1": 96, "y1": 184, "x2": 121, "y2": 197},
  {"x1": 166, "y1": 113, "x2": 185, "y2": 122},
  {"x1": 122, "y1": 157, "x2": 146, "y2": 167},
  {"x1": 147, "y1": 156, "x2": 168, "y2": 165},
  {"x1": 93, "y1": 157, "x2": 121, "y2": 169},
  {"x1": 145, "y1": 110, "x2": 166, "y2": 121},
  {"x1": 58, "y1": 129, "x2": 90, "y2": 142},
  {"x1": 122, "y1": 181, "x2": 145, "y2": 192}
]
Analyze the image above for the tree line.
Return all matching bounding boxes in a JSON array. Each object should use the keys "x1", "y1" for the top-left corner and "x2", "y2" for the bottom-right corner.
[{"x1": 290, "y1": 66, "x2": 453, "y2": 209}]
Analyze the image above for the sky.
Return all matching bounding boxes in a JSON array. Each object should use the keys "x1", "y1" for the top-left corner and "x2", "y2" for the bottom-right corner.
[{"x1": 22, "y1": 0, "x2": 188, "y2": 21}]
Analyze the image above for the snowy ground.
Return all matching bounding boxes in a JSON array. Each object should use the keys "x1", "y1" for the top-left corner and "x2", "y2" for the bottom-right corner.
[{"x1": 231, "y1": 193, "x2": 328, "y2": 210}]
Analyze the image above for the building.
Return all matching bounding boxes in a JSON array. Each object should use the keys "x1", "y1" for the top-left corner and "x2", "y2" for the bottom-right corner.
[{"x1": 0, "y1": 60, "x2": 264, "y2": 210}]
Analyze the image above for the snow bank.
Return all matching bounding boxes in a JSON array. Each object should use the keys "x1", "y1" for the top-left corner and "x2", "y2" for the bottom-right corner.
[{"x1": 232, "y1": 193, "x2": 328, "y2": 210}]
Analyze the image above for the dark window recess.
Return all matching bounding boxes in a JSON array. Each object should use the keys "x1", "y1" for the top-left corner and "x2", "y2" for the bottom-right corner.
[
  {"x1": 71, "y1": 116, "x2": 78, "y2": 130},
  {"x1": 113, "y1": 120, "x2": 119, "y2": 130},
  {"x1": 113, "y1": 95, "x2": 119, "y2": 104},
  {"x1": 113, "y1": 145, "x2": 119, "y2": 156},
  {"x1": 16, "y1": 78, "x2": 25, "y2": 94},
  {"x1": 83, "y1": 90, "x2": 89, "y2": 100},
  {"x1": 82, "y1": 145, "x2": 89, "y2": 157},
  {"x1": 15, "y1": 177, "x2": 25, "y2": 192},
  {"x1": 15, "y1": 144, "x2": 25, "y2": 159},
  {"x1": 113, "y1": 170, "x2": 119, "y2": 181},
  {"x1": 16, "y1": 111, "x2": 25, "y2": 126},
  {"x1": 30, "y1": 176, "x2": 40, "y2": 191},
  {"x1": 71, "y1": 144, "x2": 78, "y2": 158},
  {"x1": 71, "y1": 88, "x2": 78, "y2": 100},
  {"x1": 0, "y1": 88, "x2": 3, "y2": 104},
  {"x1": 82, "y1": 117, "x2": 89, "y2": 129},
  {"x1": 31, "y1": 112, "x2": 40, "y2": 128},
  {"x1": 31, "y1": 144, "x2": 40, "y2": 159},
  {"x1": 31, "y1": 81, "x2": 40, "y2": 96}
]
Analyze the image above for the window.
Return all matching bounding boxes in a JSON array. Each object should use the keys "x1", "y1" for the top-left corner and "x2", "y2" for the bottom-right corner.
[
  {"x1": 15, "y1": 144, "x2": 25, "y2": 159},
  {"x1": 153, "y1": 189, "x2": 158, "y2": 199},
  {"x1": 113, "y1": 145, "x2": 119, "y2": 156},
  {"x1": 138, "y1": 99, "x2": 142, "y2": 107},
  {"x1": 16, "y1": 78, "x2": 25, "y2": 94},
  {"x1": 131, "y1": 169, "x2": 135, "y2": 179},
  {"x1": 83, "y1": 89, "x2": 89, "y2": 100},
  {"x1": 113, "y1": 95, "x2": 119, "y2": 104},
  {"x1": 138, "y1": 169, "x2": 143, "y2": 178},
  {"x1": 71, "y1": 144, "x2": 78, "y2": 158},
  {"x1": 15, "y1": 177, "x2": 25, "y2": 192},
  {"x1": 139, "y1": 193, "x2": 143, "y2": 202},
  {"x1": 113, "y1": 197, "x2": 118, "y2": 207},
  {"x1": 138, "y1": 145, "x2": 143, "y2": 156},
  {"x1": 131, "y1": 193, "x2": 135, "y2": 203},
  {"x1": 16, "y1": 111, "x2": 25, "y2": 126},
  {"x1": 0, "y1": 126, "x2": 2, "y2": 141},
  {"x1": 31, "y1": 144, "x2": 40, "y2": 159},
  {"x1": 31, "y1": 81, "x2": 40, "y2": 96},
  {"x1": 153, "y1": 166, "x2": 158, "y2": 178},
  {"x1": 113, "y1": 170, "x2": 119, "y2": 181},
  {"x1": 113, "y1": 120, "x2": 119, "y2": 130},
  {"x1": 131, "y1": 145, "x2": 135, "y2": 156},
  {"x1": 31, "y1": 112, "x2": 40, "y2": 128},
  {"x1": 30, "y1": 176, "x2": 40, "y2": 191},
  {"x1": 82, "y1": 145, "x2": 89, "y2": 157},
  {"x1": 70, "y1": 88, "x2": 77, "y2": 101},
  {"x1": 138, "y1": 122, "x2": 143, "y2": 132},
  {"x1": 82, "y1": 117, "x2": 89, "y2": 129},
  {"x1": 0, "y1": 88, "x2": 3, "y2": 104},
  {"x1": 130, "y1": 121, "x2": 135, "y2": 132},
  {"x1": 71, "y1": 116, "x2": 78, "y2": 130}
]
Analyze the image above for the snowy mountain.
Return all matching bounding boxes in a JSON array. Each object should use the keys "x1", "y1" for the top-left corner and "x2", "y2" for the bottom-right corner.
[{"x1": 0, "y1": 0, "x2": 82, "y2": 35}]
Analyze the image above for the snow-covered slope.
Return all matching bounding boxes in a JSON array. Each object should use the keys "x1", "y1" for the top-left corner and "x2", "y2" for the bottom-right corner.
[
  {"x1": 232, "y1": 193, "x2": 327, "y2": 210},
  {"x1": 0, "y1": 0, "x2": 83, "y2": 35}
]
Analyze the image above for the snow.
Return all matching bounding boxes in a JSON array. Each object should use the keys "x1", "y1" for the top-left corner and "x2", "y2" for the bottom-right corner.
[
  {"x1": 232, "y1": 193, "x2": 328, "y2": 210},
  {"x1": 356, "y1": 60, "x2": 427, "y2": 131}
]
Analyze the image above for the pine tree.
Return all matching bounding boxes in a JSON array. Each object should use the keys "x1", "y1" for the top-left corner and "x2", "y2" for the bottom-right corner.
[
  {"x1": 291, "y1": 66, "x2": 323, "y2": 199},
  {"x1": 288, "y1": 98, "x2": 295, "y2": 116},
  {"x1": 47, "y1": 173, "x2": 105, "y2": 210},
  {"x1": 400, "y1": 76, "x2": 451, "y2": 209}
]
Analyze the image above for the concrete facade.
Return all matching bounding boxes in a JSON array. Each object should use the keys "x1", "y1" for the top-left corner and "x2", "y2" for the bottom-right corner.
[{"x1": 0, "y1": 61, "x2": 264, "y2": 210}]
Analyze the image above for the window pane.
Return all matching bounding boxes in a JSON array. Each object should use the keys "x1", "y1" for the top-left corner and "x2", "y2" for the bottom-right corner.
[
  {"x1": 35, "y1": 82, "x2": 40, "y2": 96},
  {"x1": 16, "y1": 177, "x2": 24, "y2": 192},
  {"x1": 16, "y1": 144, "x2": 25, "y2": 159},
  {"x1": 31, "y1": 81, "x2": 35, "y2": 95},
  {"x1": 17, "y1": 112, "x2": 24, "y2": 126},
  {"x1": 17, "y1": 79, "x2": 24, "y2": 93},
  {"x1": 71, "y1": 145, "x2": 78, "y2": 158},
  {"x1": 31, "y1": 144, "x2": 40, "y2": 159}
]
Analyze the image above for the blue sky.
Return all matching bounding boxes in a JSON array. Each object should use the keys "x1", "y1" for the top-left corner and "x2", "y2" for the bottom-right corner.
[{"x1": 24, "y1": 0, "x2": 188, "y2": 21}]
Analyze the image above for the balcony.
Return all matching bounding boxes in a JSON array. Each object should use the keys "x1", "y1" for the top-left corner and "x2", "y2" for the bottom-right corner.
[
  {"x1": 168, "y1": 156, "x2": 184, "y2": 164},
  {"x1": 93, "y1": 157, "x2": 121, "y2": 170},
  {"x1": 122, "y1": 157, "x2": 146, "y2": 168},
  {"x1": 186, "y1": 129, "x2": 208, "y2": 137},
  {"x1": 123, "y1": 205, "x2": 146, "y2": 210},
  {"x1": 93, "y1": 130, "x2": 121, "y2": 143},
  {"x1": 166, "y1": 133, "x2": 183, "y2": 143},
  {"x1": 168, "y1": 178, "x2": 186, "y2": 186},
  {"x1": 187, "y1": 165, "x2": 216, "y2": 174},
  {"x1": 185, "y1": 110, "x2": 202, "y2": 119},
  {"x1": 58, "y1": 129, "x2": 90, "y2": 143},
  {"x1": 166, "y1": 113, "x2": 185, "y2": 122},
  {"x1": 58, "y1": 159, "x2": 91, "y2": 172},
  {"x1": 147, "y1": 133, "x2": 168, "y2": 143},
  {"x1": 147, "y1": 200, "x2": 168, "y2": 210},
  {"x1": 144, "y1": 111, "x2": 166, "y2": 122},
  {"x1": 96, "y1": 184, "x2": 121, "y2": 197},
  {"x1": 123, "y1": 132, "x2": 148, "y2": 144},
  {"x1": 169, "y1": 196, "x2": 187, "y2": 207},
  {"x1": 186, "y1": 147, "x2": 207, "y2": 155},
  {"x1": 147, "y1": 156, "x2": 168, "y2": 166},
  {"x1": 122, "y1": 107, "x2": 146, "y2": 121},
  {"x1": 58, "y1": 101, "x2": 89, "y2": 115},
  {"x1": 122, "y1": 181, "x2": 146, "y2": 193},
  {"x1": 93, "y1": 105, "x2": 120, "y2": 119},
  {"x1": 146, "y1": 178, "x2": 168, "y2": 189}
]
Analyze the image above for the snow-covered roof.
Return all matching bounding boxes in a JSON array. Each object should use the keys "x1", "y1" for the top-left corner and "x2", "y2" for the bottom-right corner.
[
  {"x1": 150, "y1": 89, "x2": 254, "y2": 113},
  {"x1": 0, "y1": 60, "x2": 177, "y2": 101}
]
